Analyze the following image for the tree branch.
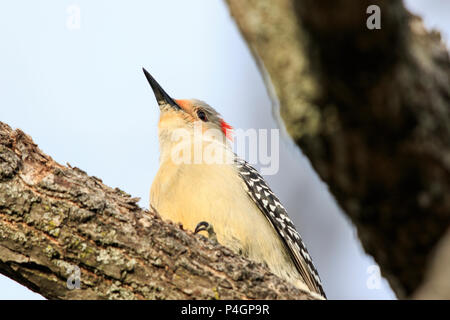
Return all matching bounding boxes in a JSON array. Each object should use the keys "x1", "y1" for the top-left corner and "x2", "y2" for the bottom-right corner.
[
  {"x1": 0, "y1": 121, "x2": 316, "y2": 300},
  {"x1": 225, "y1": 0, "x2": 450, "y2": 298}
]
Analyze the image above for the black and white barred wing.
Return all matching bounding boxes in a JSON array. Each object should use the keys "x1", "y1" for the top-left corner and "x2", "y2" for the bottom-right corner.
[{"x1": 235, "y1": 158, "x2": 325, "y2": 297}]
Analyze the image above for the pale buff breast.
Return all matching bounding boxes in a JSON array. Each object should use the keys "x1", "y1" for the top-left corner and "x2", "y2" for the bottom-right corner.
[{"x1": 150, "y1": 160, "x2": 309, "y2": 292}]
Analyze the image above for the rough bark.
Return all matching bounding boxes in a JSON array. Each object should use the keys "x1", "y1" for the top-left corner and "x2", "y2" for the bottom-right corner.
[
  {"x1": 225, "y1": 0, "x2": 450, "y2": 298},
  {"x1": 0, "y1": 122, "x2": 317, "y2": 300}
]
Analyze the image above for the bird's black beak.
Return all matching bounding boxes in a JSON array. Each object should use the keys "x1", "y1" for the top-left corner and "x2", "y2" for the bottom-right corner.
[{"x1": 142, "y1": 68, "x2": 181, "y2": 110}]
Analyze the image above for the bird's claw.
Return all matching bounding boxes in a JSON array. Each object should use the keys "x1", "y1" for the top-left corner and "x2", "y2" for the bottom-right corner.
[
  {"x1": 194, "y1": 221, "x2": 209, "y2": 234},
  {"x1": 195, "y1": 221, "x2": 218, "y2": 244}
]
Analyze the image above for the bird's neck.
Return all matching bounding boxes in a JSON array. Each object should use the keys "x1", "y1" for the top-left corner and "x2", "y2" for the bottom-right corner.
[{"x1": 158, "y1": 129, "x2": 233, "y2": 166}]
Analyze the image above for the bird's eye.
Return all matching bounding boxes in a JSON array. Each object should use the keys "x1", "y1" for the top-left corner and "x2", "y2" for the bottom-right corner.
[{"x1": 197, "y1": 110, "x2": 208, "y2": 122}]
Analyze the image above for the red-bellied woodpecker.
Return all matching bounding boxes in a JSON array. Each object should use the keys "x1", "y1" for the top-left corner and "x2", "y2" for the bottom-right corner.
[{"x1": 143, "y1": 68, "x2": 326, "y2": 298}]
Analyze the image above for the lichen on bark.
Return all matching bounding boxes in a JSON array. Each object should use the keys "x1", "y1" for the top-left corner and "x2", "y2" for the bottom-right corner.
[{"x1": 225, "y1": 0, "x2": 450, "y2": 298}]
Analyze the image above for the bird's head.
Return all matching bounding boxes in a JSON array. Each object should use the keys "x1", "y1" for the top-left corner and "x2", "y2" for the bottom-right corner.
[{"x1": 143, "y1": 68, "x2": 233, "y2": 146}]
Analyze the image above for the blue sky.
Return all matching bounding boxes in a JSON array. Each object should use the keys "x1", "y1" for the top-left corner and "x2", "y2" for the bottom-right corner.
[{"x1": 0, "y1": 1, "x2": 448, "y2": 299}]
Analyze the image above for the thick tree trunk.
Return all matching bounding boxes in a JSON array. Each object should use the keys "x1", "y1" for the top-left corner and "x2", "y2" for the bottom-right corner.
[
  {"x1": 225, "y1": 0, "x2": 450, "y2": 298},
  {"x1": 0, "y1": 122, "x2": 316, "y2": 300}
]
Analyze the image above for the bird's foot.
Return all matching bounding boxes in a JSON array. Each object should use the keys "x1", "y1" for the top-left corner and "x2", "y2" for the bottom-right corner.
[{"x1": 194, "y1": 221, "x2": 218, "y2": 245}]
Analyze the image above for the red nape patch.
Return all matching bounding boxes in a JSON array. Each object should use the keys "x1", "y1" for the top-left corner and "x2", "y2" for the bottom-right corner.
[{"x1": 220, "y1": 119, "x2": 233, "y2": 141}]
